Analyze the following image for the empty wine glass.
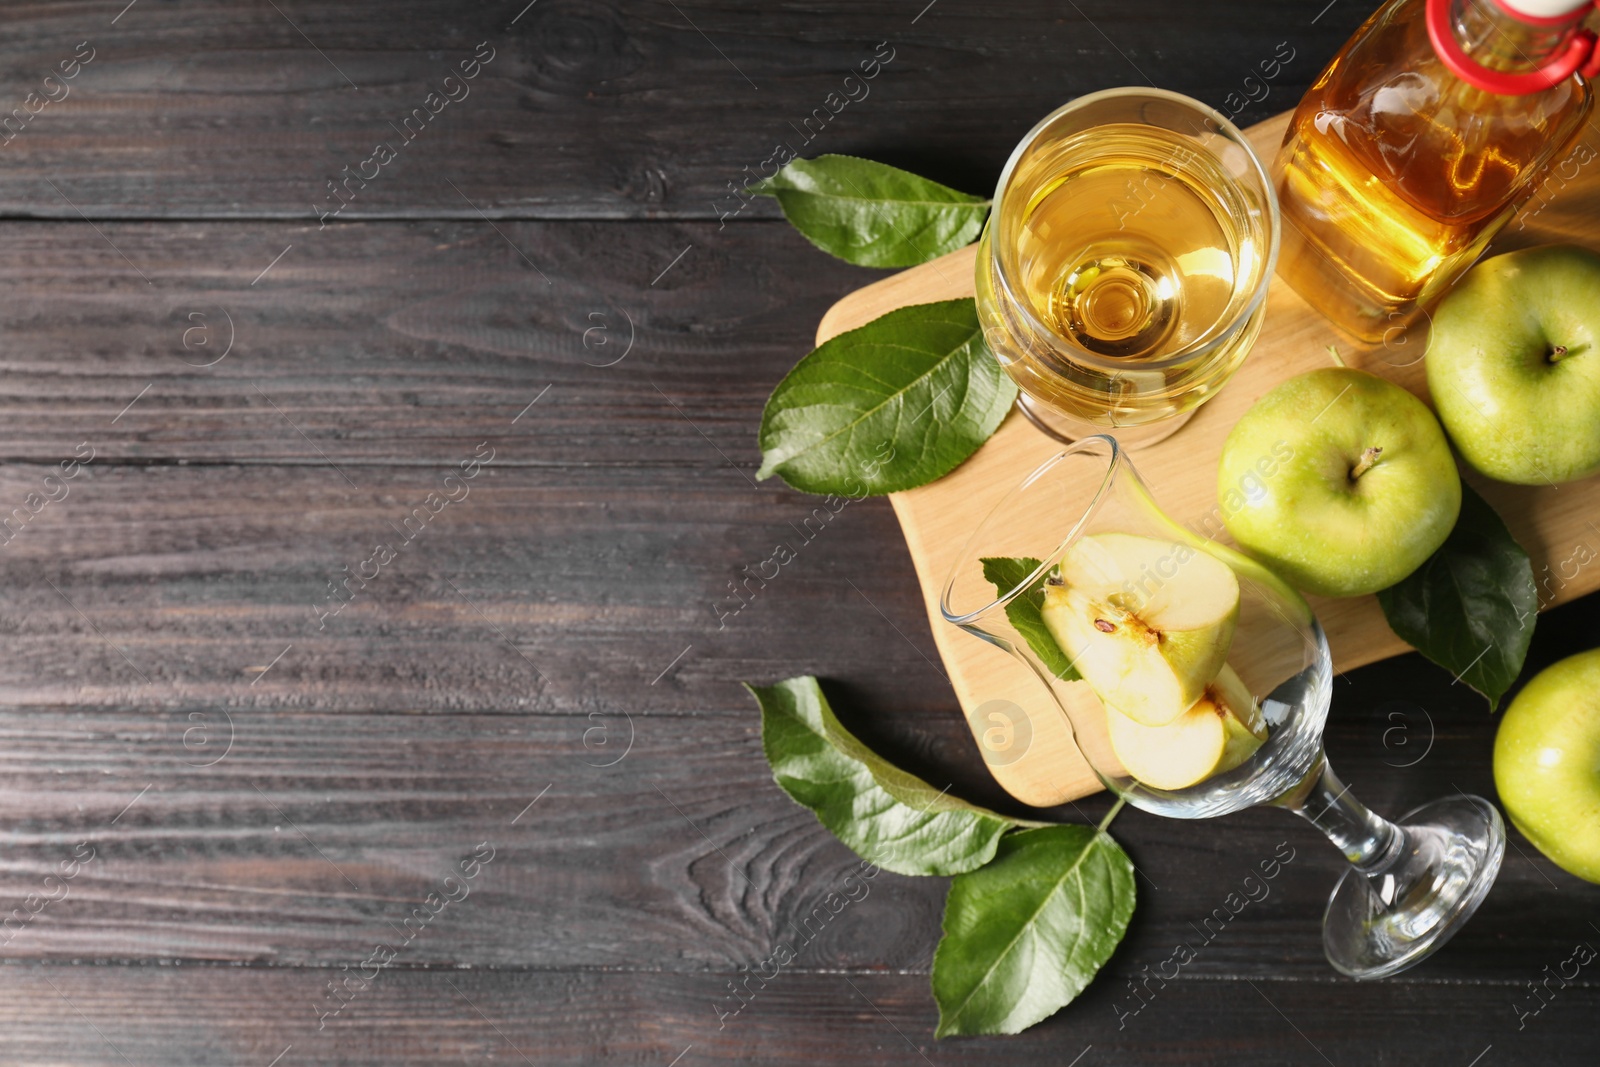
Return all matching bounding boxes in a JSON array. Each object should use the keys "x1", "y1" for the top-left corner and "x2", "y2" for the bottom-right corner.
[{"x1": 940, "y1": 435, "x2": 1504, "y2": 978}]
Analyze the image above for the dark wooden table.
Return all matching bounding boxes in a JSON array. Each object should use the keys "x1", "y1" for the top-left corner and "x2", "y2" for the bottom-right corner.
[{"x1": 2, "y1": 1, "x2": 1597, "y2": 1063}]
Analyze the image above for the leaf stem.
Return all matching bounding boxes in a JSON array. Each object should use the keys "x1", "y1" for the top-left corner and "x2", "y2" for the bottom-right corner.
[{"x1": 1096, "y1": 796, "x2": 1127, "y2": 835}]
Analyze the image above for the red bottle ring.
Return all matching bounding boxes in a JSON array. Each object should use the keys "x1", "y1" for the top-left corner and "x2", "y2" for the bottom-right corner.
[{"x1": 1426, "y1": 0, "x2": 1600, "y2": 94}]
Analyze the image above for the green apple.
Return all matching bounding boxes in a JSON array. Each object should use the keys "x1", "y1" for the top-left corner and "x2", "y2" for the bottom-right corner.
[
  {"x1": 1041, "y1": 532, "x2": 1238, "y2": 726},
  {"x1": 1106, "y1": 663, "x2": 1267, "y2": 790},
  {"x1": 1218, "y1": 367, "x2": 1460, "y2": 598},
  {"x1": 1494, "y1": 647, "x2": 1600, "y2": 883},
  {"x1": 1427, "y1": 244, "x2": 1600, "y2": 486}
]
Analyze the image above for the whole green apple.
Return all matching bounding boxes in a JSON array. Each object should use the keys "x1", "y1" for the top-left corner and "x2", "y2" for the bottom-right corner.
[
  {"x1": 1217, "y1": 367, "x2": 1460, "y2": 597},
  {"x1": 1494, "y1": 647, "x2": 1600, "y2": 883},
  {"x1": 1427, "y1": 244, "x2": 1600, "y2": 485}
]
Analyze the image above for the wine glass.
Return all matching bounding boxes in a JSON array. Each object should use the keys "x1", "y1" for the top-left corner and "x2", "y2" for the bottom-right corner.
[
  {"x1": 974, "y1": 88, "x2": 1279, "y2": 448},
  {"x1": 940, "y1": 435, "x2": 1504, "y2": 979}
]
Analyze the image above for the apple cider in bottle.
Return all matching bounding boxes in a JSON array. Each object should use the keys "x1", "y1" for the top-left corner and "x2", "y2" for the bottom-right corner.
[{"x1": 1275, "y1": 0, "x2": 1597, "y2": 343}]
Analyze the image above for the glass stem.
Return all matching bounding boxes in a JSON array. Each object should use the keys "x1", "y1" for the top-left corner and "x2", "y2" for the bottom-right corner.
[{"x1": 1278, "y1": 756, "x2": 1407, "y2": 898}]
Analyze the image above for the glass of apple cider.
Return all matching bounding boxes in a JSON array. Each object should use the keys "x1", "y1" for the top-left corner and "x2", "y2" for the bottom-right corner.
[
  {"x1": 975, "y1": 88, "x2": 1279, "y2": 446},
  {"x1": 942, "y1": 436, "x2": 1505, "y2": 979}
]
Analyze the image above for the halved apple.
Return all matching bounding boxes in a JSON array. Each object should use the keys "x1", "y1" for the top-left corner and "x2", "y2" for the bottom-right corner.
[
  {"x1": 1040, "y1": 533, "x2": 1239, "y2": 726},
  {"x1": 1106, "y1": 664, "x2": 1269, "y2": 790}
]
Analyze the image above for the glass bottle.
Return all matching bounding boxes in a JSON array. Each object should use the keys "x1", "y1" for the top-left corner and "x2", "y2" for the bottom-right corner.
[{"x1": 1275, "y1": 0, "x2": 1597, "y2": 344}]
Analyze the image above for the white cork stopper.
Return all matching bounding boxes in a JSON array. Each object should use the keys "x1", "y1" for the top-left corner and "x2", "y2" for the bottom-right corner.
[{"x1": 1495, "y1": 0, "x2": 1591, "y2": 19}]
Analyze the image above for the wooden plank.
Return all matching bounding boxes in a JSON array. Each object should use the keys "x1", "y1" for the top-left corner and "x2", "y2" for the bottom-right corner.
[
  {"x1": 815, "y1": 109, "x2": 1600, "y2": 806},
  {"x1": 0, "y1": 963, "x2": 1594, "y2": 1065},
  {"x1": 0, "y1": 219, "x2": 869, "y2": 466},
  {"x1": 0, "y1": 460, "x2": 977, "y2": 722},
  {"x1": 0, "y1": 614, "x2": 1592, "y2": 977},
  {"x1": 0, "y1": 1, "x2": 1369, "y2": 219},
  {"x1": 0, "y1": 708, "x2": 933, "y2": 969}
]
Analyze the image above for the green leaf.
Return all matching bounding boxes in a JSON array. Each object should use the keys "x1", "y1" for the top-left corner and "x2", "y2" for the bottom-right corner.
[
  {"x1": 753, "y1": 155, "x2": 990, "y2": 267},
  {"x1": 1376, "y1": 483, "x2": 1537, "y2": 706},
  {"x1": 749, "y1": 676, "x2": 1015, "y2": 876},
  {"x1": 932, "y1": 825, "x2": 1135, "y2": 1038},
  {"x1": 980, "y1": 557, "x2": 1080, "y2": 682},
  {"x1": 757, "y1": 298, "x2": 1016, "y2": 496}
]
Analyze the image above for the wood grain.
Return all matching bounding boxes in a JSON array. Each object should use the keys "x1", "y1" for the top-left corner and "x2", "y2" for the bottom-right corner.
[
  {"x1": 0, "y1": 625, "x2": 1592, "y2": 981},
  {"x1": 0, "y1": 460, "x2": 983, "y2": 721},
  {"x1": 0, "y1": 708, "x2": 940, "y2": 970},
  {"x1": 1, "y1": 961, "x2": 1595, "y2": 1066},
  {"x1": 816, "y1": 109, "x2": 1600, "y2": 806},
  {"x1": 0, "y1": 219, "x2": 869, "y2": 466},
  {"x1": 0, "y1": 1, "x2": 1367, "y2": 219}
]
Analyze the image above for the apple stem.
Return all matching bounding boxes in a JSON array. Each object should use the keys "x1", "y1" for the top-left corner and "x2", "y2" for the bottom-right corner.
[
  {"x1": 1349, "y1": 446, "x2": 1382, "y2": 481},
  {"x1": 1548, "y1": 343, "x2": 1585, "y2": 363},
  {"x1": 1096, "y1": 796, "x2": 1126, "y2": 835},
  {"x1": 1325, "y1": 344, "x2": 1347, "y2": 369}
]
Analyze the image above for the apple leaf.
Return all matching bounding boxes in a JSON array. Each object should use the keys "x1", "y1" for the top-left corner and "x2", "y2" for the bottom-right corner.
[
  {"x1": 932, "y1": 825, "x2": 1136, "y2": 1037},
  {"x1": 980, "y1": 557, "x2": 1080, "y2": 681},
  {"x1": 752, "y1": 155, "x2": 990, "y2": 267},
  {"x1": 757, "y1": 298, "x2": 1016, "y2": 496},
  {"x1": 749, "y1": 676, "x2": 1017, "y2": 876},
  {"x1": 1376, "y1": 484, "x2": 1537, "y2": 706}
]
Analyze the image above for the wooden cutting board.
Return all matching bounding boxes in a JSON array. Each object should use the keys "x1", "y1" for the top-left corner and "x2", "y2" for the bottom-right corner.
[{"x1": 815, "y1": 109, "x2": 1600, "y2": 807}]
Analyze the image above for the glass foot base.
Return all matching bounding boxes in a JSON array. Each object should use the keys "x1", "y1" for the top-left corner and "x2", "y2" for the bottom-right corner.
[
  {"x1": 1014, "y1": 394, "x2": 1194, "y2": 449},
  {"x1": 1322, "y1": 794, "x2": 1505, "y2": 980}
]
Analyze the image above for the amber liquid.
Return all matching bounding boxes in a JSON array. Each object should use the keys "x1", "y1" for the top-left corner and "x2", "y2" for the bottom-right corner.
[
  {"x1": 1275, "y1": 0, "x2": 1592, "y2": 343},
  {"x1": 979, "y1": 124, "x2": 1270, "y2": 426},
  {"x1": 1022, "y1": 130, "x2": 1242, "y2": 359}
]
